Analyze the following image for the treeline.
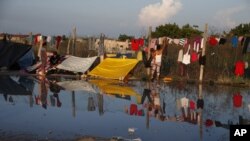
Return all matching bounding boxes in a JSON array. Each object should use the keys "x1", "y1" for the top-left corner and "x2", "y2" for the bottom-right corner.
[{"x1": 118, "y1": 22, "x2": 250, "y2": 40}]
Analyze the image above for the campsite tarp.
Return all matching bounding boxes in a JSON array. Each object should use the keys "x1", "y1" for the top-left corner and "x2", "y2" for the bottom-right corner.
[
  {"x1": 90, "y1": 79, "x2": 141, "y2": 103},
  {"x1": 56, "y1": 56, "x2": 97, "y2": 73},
  {"x1": 57, "y1": 80, "x2": 97, "y2": 93},
  {"x1": 88, "y1": 58, "x2": 139, "y2": 80},
  {"x1": 0, "y1": 41, "x2": 33, "y2": 69}
]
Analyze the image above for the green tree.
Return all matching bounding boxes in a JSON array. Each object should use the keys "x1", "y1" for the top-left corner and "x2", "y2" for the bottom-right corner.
[
  {"x1": 180, "y1": 24, "x2": 203, "y2": 38},
  {"x1": 152, "y1": 23, "x2": 180, "y2": 38},
  {"x1": 230, "y1": 23, "x2": 250, "y2": 36},
  {"x1": 118, "y1": 34, "x2": 134, "y2": 41},
  {"x1": 152, "y1": 23, "x2": 202, "y2": 38}
]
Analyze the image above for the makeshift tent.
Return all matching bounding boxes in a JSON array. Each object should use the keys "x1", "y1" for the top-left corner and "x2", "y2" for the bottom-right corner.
[
  {"x1": 0, "y1": 76, "x2": 32, "y2": 95},
  {"x1": 90, "y1": 79, "x2": 141, "y2": 103},
  {"x1": 57, "y1": 80, "x2": 97, "y2": 93},
  {"x1": 17, "y1": 48, "x2": 35, "y2": 69},
  {"x1": 88, "y1": 58, "x2": 139, "y2": 80},
  {"x1": 56, "y1": 55, "x2": 97, "y2": 73},
  {"x1": 0, "y1": 41, "x2": 34, "y2": 70}
]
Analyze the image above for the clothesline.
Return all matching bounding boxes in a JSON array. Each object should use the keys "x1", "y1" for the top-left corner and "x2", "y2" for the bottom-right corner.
[
  {"x1": 130, "y1": 36, "x2": 250, "y2": 54},
  {"x1": 27, "y1": 34, "x2": 63, "y2": 49}
]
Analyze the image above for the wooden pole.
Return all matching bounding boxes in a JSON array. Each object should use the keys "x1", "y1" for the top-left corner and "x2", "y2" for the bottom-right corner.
[
  {"x1": 147, "y1": 26, "x2": 152, "y2": 77},
  {"x1": 37, "y1": 36, "x2": 43, "y2": 60},
  {"x1": 72, "y1": 27, "x2": 76, "y2": 56},
  {"x1": 199, "y1": 24, "x2": 208, "y2": 82},
  {"x1": 99, "y1": 33, "x2": 105, "y2": 62},
  {"x1": 67, "y1": 33, "x2": 71, "y2": 54}
]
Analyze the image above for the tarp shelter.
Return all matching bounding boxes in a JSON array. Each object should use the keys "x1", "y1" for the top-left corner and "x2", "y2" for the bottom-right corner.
[
  {"x1": 0, "y1": 41, "x2": 34, "y2": 70},
  {"x1": 56, "y1": 55, "x2": 97, "y2": 73},
  {"x1": 57, "y1": 80, "x2": 97, "y2": 93},
  {"x1": 88, "y1": 58, "x2": 139, "y2": 80},
  {"x1": 90, "y1": 79, "x2": 141, "y2": 103},
  {"x1": 0, "y1": 76, "x2": 32, "y2": 95}
]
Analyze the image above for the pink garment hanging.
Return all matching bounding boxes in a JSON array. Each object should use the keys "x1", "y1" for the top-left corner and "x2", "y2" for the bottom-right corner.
[{"x1": 194, "y1": 37, "x2": 202, "y2": 52}]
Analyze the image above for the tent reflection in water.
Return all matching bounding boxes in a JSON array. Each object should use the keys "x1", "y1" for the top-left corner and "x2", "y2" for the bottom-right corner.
[
  {"x1": 56, "y1": 80, "x2": 99, "y2": 114},
  {"x1": 0, "y1": 76, "x2": 33, "y2": 104},
  {"x1": 56, "y1": 80, "x2": 97, "y2": 93},
  {"x1": 89, "y1": 79, "x2": 142, "y2": 104},
  {"x1": 0, "y1": 76, "x2": 33, "y2": 96}
]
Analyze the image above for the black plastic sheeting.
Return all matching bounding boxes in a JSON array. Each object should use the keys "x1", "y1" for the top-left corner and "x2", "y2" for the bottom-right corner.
[{"x1": 0, "y1": 40, "x2": 32, "y2": 69}]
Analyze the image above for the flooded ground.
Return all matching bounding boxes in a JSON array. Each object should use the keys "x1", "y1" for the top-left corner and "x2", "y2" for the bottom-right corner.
[{"x1": 0, "y1": 75, "x2": 250, "y2": 141}]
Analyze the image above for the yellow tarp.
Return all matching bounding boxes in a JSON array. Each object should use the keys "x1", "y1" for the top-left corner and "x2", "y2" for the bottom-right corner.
[
  {"x1": 90, "y1": 79, "x2": 141, "y2": 104},
  {"x1": 106, "y1": 54, "x2": 116, "y2": 58},
  {"x1": 88, "y1": 58, "x2": 139, "y2": 80},
  {"x1": 137, "y1": 51, "x2": 142, "y2": 61}
]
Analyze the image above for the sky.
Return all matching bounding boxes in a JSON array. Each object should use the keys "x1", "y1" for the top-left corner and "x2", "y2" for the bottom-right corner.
[{"x1": 0, "y1": 0, "x2": 249, "y2": 38}]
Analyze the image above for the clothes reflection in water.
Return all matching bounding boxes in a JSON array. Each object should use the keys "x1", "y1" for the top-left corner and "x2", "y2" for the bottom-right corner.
[
  {"x1": 35, "y1": 76, "x2": 62, "y2": 109},
  {"x1": 49, "y1": 79, "x2": 62, "y2": 107}
]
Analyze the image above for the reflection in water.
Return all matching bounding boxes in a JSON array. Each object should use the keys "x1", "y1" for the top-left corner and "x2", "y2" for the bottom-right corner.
[
  {"x1": 97, "y1": 93, "x2": 104, "y2": 116},
  {"x1": 198, "y1": 84, "x2": 204, "y2": 141},
  {"x1": 72, "y1": 91, "x2": 76, "y2": 117},
  {"x1": 0, "y1": 76, "x2": 33, "y2": 105},
  {"x1": 0, "y1": 76, "x2": 250, "y2": 140},
  {"x1": 35, "y1": 75, "x2": 48, "y2": 109},
  {"x1": 88, "y1": 96, "x2": 95, "y2": 111}
]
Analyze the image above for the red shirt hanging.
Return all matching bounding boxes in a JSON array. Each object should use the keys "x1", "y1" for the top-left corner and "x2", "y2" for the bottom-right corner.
[
  {"x1": 234, "y1": 60, "x2": 245, "y2": 76},
  {"x1": 209, "y1": 37, "x2": 218, "y2": 46}
]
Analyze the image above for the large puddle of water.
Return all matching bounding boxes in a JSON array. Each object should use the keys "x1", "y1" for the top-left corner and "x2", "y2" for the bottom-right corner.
[{"x1": 0, "y1": 75, "x2": 250, "y2": 141}]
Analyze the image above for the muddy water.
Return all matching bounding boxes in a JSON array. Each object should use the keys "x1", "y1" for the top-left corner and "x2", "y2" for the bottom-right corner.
[{"x1": 0, "y1": 76, "x2": 250, "y2": 141}]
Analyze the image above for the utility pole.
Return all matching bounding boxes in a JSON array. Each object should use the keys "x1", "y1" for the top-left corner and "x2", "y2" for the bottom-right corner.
[{"x1": 199, "y1": 24, "x2": 208, "y2": 82}]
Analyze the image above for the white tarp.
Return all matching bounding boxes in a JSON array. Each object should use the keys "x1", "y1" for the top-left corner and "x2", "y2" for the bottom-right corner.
[
  {"x1": 56, "y1": 56, "x2": 97, "y2": 72},
  {"x1": 57, "y1": 80, "x2": 97, "y2": 93}
]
